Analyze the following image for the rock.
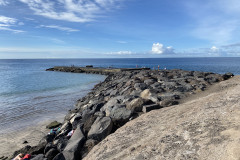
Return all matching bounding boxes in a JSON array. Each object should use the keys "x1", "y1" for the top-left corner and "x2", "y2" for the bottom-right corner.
[
  {"x1": 140, "y1": 89, "x2": 151, "y2": 99},
  {"x1": 31, "y1": 154, "x2": 45, "y2": 160},
  {"x1": 140, "y1": 89, "x2": 160, "y2": 103},
  {"x1": 46, "y1": 121, "x2": 62, "y2": 129},
  {"x1": 29, "y1": 142, "x2": 47, "y2": 155},
  {"x1": 56, "y1": 137, "x2": 69, "y2": 152},
  {"x1": 144, "y1": 79, "x2": 156, "y2": 85},
  {"x1": 64, "y1": 113, "x2": 76, "y2": 121},
  {"x1": 222, "y1": 72, "x2": 234, "y2": 80},
  {"x1": 52, "y1": 153, "x2": 65, "y2": 160},
  {"x1": 88, "y1": 117, "x2": 113, "y2": 141},
  {"x1": 45, "y1": 148, "x2": 59, "y2": 160},
  {"x1": 23, "y1": 140, "x2": 28, "y2": 144},
  {"x1": 162, "y1": 81, "x2": 177, "y2": 90},
  {"x1": 159, "y1": 92, "x2": 180, "y2": 101},
  {"x1": 44, "y1": 143, "x2": 53, "y2": 154},
  {"x1": 142, "y1": 104, "x2": 161, "y2": 113},
  {"x1": 83, "y1": 113, "x2": 97, "y2": 134},
  {"x1": 134, "y1": 83, "x2": 147, "y2": 91},
  {"x1": 130, "y1": 90, "x2": 142, "y2": 96},
  {"x1": 39, "y1": 134, "x2": 55, "y2": 144},
  {"x1": 110, "y1": 106, "x2": 132, "y2": 126},
  {"x1": 126, "y1": 98, "x2": 145, "y2": 112},
  {"x1": 81, "y1": 139, "x2": 99, "y2": 158},
  {"x1": 62, "y1": 124, "x2": 85, "y2": 160},
  {"x1": 94, "y1": 111, "x2": 105, "y2": 118},
  {"x1": 160, "y1": 100, "x2": 179, "y2": 107}
]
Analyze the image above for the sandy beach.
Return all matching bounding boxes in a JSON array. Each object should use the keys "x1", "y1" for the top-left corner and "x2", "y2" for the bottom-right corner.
[{"x1": 0, "y1": 113, "x2": 65, "y2": 157}]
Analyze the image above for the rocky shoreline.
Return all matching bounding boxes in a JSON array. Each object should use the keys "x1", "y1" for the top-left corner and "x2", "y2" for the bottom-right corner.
[{"x1": 5, "y1": 66, "x2": 233, "y2": 160}]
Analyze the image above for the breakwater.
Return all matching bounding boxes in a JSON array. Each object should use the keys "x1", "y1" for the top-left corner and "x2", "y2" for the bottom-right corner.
[{"x1": 7, "y1": 67, "x2": 233, "y2": 160}]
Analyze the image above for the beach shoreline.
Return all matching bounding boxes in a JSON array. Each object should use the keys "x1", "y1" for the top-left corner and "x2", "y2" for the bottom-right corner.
[
  {"x1": 0, "y1": 113, "x2": 65, "y2": 157},
  {"x1": 2, "y1": 66, "x2": 234, "y2": 159}
]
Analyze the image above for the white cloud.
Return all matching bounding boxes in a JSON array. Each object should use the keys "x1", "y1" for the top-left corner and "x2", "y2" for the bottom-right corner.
[
  {"x1": 18, "y1": 0, "x2": 124, "y2": 22},
  {"x1": 38, "y1": 25, "x2": 79, "y2": 32},
  {"x1": 151, "y1": 43, "x2": 175, "y2": 54},
  {"x1": 0, "y1": 15, "x2": 24, "y2": 33},
  {"x1": 0, "y1": 16, "x2": 16, "y2": 24},
  {"x1": 210, "y1": 46, "x2": 219, "y2": 52},
  {"x1": 0, "y1": 0, "x2": 8, "y2": 5}
]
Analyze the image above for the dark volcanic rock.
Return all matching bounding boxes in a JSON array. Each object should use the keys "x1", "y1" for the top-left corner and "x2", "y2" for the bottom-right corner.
[
  {"x1": 142, "y1": 104, "x2": 161, "y2": 113},
  {"x1": 88, "y1": 117, "x2": 113, "y2": 141},
  {"x1": 109, "y1": 106, "x2": 132, "y2": 126},
  {"x1": 45, "y1": 148, "x2": 59, "y2": 160},
  {"x1": 80, "y1": 139, "x2": 99, "y2": 159},
  {"x1": 31, "y1": 154, "x2": 45, "y2": 160},
  {"x1": 61, "y1": 124, "x2": 85, "y2": 160}
]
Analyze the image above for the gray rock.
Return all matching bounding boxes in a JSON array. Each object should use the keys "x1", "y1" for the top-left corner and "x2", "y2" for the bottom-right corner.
[
  {"x1": 44, "y1": 143, "x2": 53, "y2": 154},
  {"x1": 142, "y1": 104, "x2": 161, "y2": 113},
  {"x1": 88, "y1": 117, "x2": 113, "y2": 141},
  {"x1": 31, "y1": 154, "x2": 45, "y2": 160},
  {"x1": 222, "y1": 72, "x2": 234, "y2": 80},
  {"x1": 81, "y1": 139, "x2": 99, "y2": 159},
  {"x1": 126, "y1": 98, "x2": 145, "y2": 112},
  {"x1": 144, "y1": 79, "x2": 156, "y2": 85},
  {"x1": 52, "y1": 153, "x2": 65, "y2": 160},
  {"x1": 110, "y1": 106, "x2": 132, "y2": 126},
  {"x1": 161, "y1": 81, "x2": 177, "y2": 90},
  {"x1": 45, "y1": 148, "x2": 59, "y2": 160},
  {"x1": 62, "y1": 124, "x2": 85, "y2": 160},
  {"x1": 130, "y1": 90, "x2": 142, "y2": 96},
  {"x1": 134, "y1": 83, "x2": 147, "y2": 91}
]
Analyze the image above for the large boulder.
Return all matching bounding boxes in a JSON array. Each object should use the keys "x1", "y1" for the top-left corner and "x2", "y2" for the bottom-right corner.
[
  {"x1": 31, "y1": 154, "x2": 45, "y2": 160},
  {"x1": 109, "y1": 106, "x2": 132, "y2": 126},
  {"x1": 140, "y1": 89, "x2": 160, "y2": 103},
  {"x1": 80, "y1": 139, "x2": 99, "y2": 158},
  {"x1": 88, "y1": 117, "x2": 113, "y2": 141},
  {"x1": 61, "y1": 124, "x2": 86, "y2": 160},
  {"x1": 45, "y1": 148, "x2": 59, "y2": 160},
  {"x1": 126, "y1": 98, "x2": 145, "y2": 112}
]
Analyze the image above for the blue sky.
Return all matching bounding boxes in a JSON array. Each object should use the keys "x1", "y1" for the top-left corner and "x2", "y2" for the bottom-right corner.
[{"x1": 0, "y1": 0, "x2": 240, "y2": 58}]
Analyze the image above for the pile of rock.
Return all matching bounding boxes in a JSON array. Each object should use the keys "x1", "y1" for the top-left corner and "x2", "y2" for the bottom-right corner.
[{"x1": 9, "y1": 68, "x2": 233, "y2": 160}]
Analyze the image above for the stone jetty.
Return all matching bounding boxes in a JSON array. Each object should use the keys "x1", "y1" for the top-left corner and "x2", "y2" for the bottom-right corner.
[{"x1": 8, "y1": 66, "x2": 233, "y2": 160}]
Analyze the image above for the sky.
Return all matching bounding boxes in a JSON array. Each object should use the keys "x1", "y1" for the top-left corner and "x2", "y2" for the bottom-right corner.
[{"x1": 1, "y1": 0, "x2": 240, "y2": 58}]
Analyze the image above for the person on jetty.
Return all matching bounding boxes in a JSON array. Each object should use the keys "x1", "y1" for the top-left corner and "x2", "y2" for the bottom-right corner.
[{"x1": 13, "y1": 153, "x2": 31, "y2": 160}]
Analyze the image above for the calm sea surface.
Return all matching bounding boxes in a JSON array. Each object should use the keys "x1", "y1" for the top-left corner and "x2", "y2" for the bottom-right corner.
[{"x1": 0, "y1": 58, "x2": 240, "y2": 134}]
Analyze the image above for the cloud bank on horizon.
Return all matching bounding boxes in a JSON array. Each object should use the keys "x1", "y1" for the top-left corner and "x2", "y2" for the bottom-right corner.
[{"x1": 0, "y1": 0, "x2": 240, "y2": 58}]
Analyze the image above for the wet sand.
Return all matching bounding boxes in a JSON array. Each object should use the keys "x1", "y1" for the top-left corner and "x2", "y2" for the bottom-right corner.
[{"x1": 0, "y1": 113, "x2": 65, "y2": 157}]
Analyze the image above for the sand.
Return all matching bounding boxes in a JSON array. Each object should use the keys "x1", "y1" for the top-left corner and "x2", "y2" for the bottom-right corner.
[{"x1": 0, "y1": 114, "x2": 65, "y2": 157}]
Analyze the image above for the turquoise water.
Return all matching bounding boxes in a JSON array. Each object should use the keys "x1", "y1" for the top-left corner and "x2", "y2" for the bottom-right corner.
[
  {"x1": 0, "y1": 58, "x2": 240, "y2": 134},
  {"x1": 0, "y1": 59, "x2": 106, "y2": 134}
]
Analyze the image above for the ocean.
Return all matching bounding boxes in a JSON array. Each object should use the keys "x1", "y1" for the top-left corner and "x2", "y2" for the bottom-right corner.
[{"x1": 0, "y1": 58, "x2": 240, "y2": 134}]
